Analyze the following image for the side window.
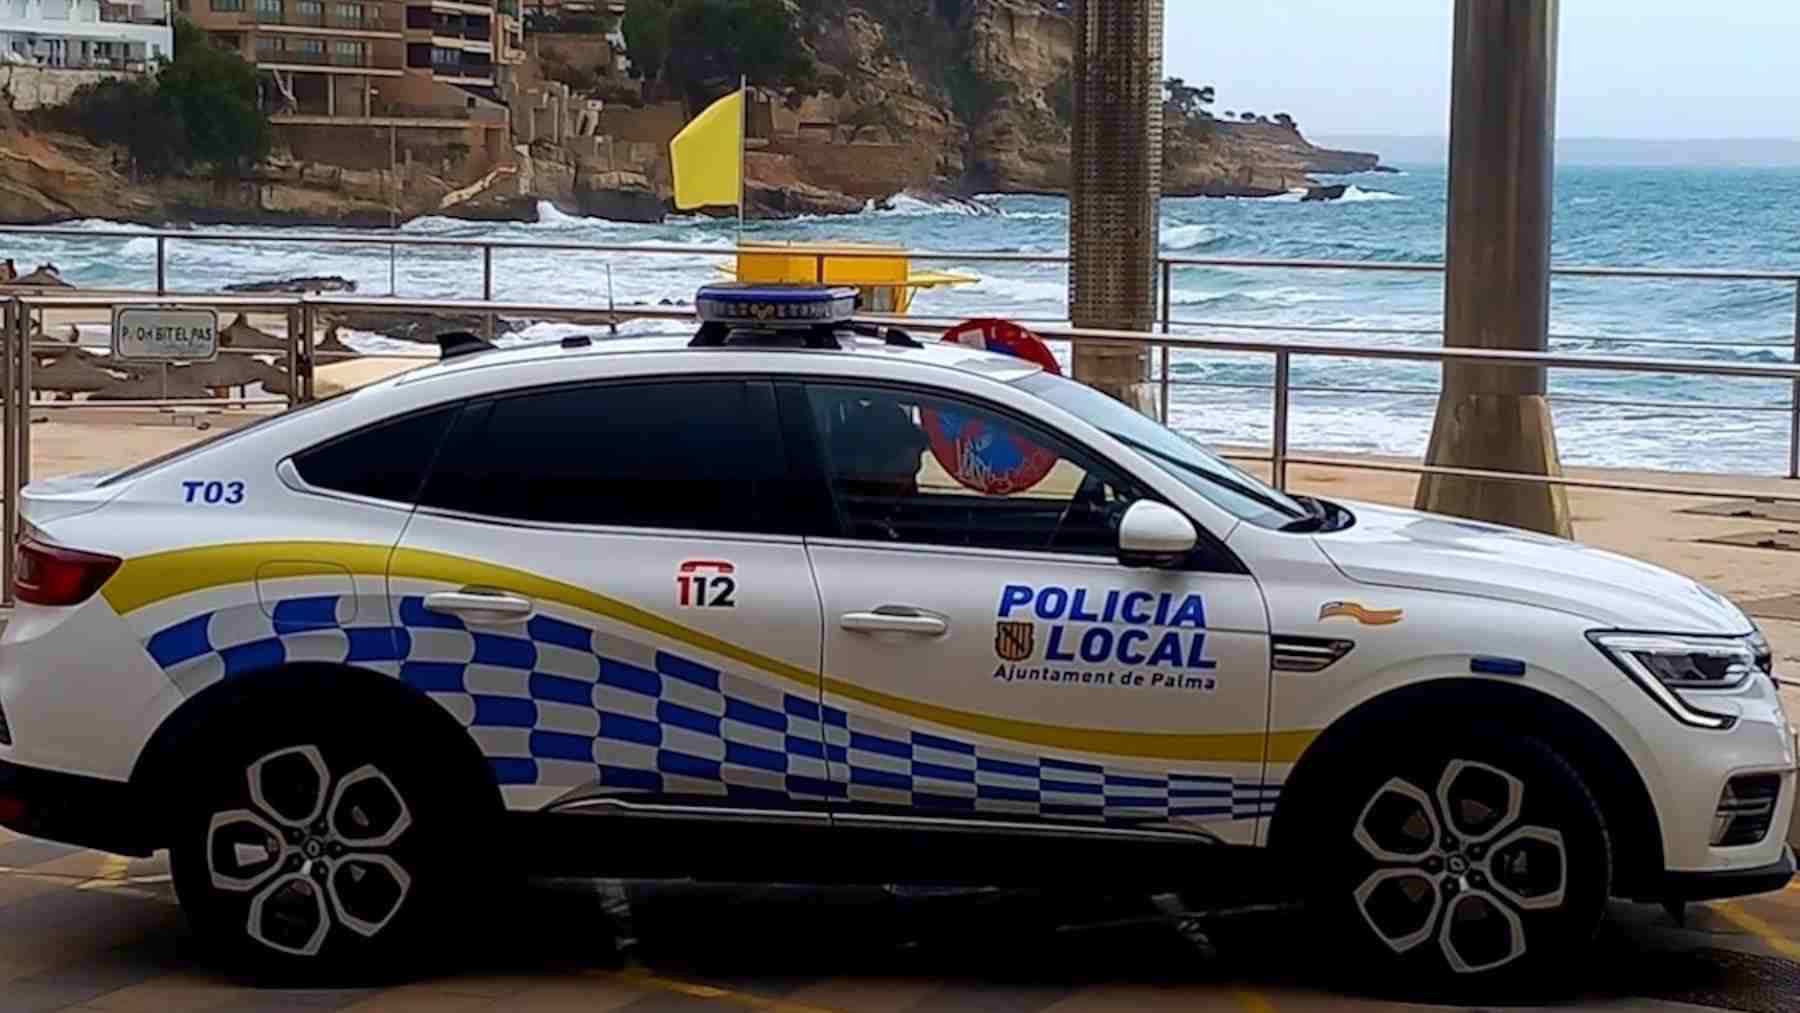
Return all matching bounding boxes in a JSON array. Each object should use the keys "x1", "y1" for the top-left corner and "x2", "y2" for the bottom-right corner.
[
  {"x1": 291, "y1": 404, "x2": 458, "y2": 504},
  {"x1": 805, "y1": 383, "x2": 1151, "y2": 556},
  {"x1": 418, "y1": 380, "x2": 791, "y2": 534}
]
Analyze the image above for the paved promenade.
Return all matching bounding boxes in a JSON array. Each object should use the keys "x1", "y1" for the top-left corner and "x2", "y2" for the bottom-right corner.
[{"x1": 3, "y1": 824, "x2": 1800, "y2": 1012}]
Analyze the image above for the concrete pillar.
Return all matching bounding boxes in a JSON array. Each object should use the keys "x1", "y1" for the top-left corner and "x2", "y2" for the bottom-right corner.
[
  {"x1": 1067, "y1": 0, "x2": 1163, "y2": 416},
  {"x1": 1415, "y1": 0, "x2": 1572, "y2": 537}
]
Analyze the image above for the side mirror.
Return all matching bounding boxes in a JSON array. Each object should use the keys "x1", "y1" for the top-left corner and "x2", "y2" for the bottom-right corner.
[{"x1": 1117, "y1": 501, "x2": 1198, "y2": 568}]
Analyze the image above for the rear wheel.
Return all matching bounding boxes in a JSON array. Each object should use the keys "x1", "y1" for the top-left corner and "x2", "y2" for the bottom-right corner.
[
  {"x1": 170, "y1": 701, "x2": 466, "y2": 982},
  {"x1": 1304, "y1": 732, "x2": 1611, "y2": 996}
]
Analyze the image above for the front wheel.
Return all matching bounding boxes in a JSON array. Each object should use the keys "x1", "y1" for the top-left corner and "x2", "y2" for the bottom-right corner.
[
  {"x1": 170, "y1": 705, "x2": 464, "y2": 982},
  {"x1": 1305, "y1": 733, "x2": 1612, "y2": 996}
]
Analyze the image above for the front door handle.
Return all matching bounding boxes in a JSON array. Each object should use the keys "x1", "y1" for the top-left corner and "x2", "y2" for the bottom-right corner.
[
  {"x1": 423, "y1": 589, "x2": 534, "y2": 625},
  {"x1": 840, "y1": 608, "x2": 948, "y2": 637}
]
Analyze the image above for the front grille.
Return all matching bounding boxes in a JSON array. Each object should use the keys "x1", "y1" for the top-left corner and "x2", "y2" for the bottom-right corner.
[{"x1": 1713, "y1": 774, "x2": 1782, "y2": 847}]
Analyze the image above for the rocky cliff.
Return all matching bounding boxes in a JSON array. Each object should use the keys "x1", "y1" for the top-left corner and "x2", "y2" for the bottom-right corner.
[
  {"x1": 0, "y1": 1, "x2": 1384, "y2": 226},
  {"x1": 0, "y1": 104, "x2": 507, "y2": 227},
  {"x1": 801, "y1": 0, "x2": 1382, "y2": 196}
]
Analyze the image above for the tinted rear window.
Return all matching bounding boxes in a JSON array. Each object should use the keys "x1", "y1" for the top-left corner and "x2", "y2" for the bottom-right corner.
[
  {"x1": 291, "y1": 405, "x2": 459, "y2": 504},
  {"x1": 418, "y1": 380, "x2": 790, "y2": 533}
]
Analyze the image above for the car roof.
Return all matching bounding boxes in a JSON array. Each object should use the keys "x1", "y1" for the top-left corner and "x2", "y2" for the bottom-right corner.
[{"x1": 387, "y1": 332, "x2": 1047, "y2": 390}]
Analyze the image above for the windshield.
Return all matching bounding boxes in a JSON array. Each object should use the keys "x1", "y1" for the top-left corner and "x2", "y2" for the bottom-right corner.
[{"x1": 1017, "y1": 371, "x2": 1309, "y2": 529}]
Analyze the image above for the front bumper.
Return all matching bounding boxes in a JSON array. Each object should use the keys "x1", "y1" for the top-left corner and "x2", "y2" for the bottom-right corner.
[
  {"x1": 0, "y1": 757, "x2": 153, "y2": 857},
  {"x1": 1662, "y1": 845, "x2": 1796, "y2": 902}
]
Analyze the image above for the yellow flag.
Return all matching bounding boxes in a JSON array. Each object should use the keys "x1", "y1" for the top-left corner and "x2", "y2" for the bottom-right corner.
[{"x1": 670, "y1": 88, "x2": 744, "y2": 211}]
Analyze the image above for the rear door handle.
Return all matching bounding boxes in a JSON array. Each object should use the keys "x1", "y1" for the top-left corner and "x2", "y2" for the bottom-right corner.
[
  {"x1": 840, "y1": 609, "x2": 948, "y2": 637},
  {"x1": 423, "y1": 589, "x2": 534, "y2": 625}
]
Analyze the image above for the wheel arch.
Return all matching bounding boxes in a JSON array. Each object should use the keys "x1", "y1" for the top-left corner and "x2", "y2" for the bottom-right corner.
[
  {"x1": 130, "y1": 662, "x2": 501, "y2": 848},
  {"x1": 1269, "y1": 677, "x2": 1665, "y2": 897}
]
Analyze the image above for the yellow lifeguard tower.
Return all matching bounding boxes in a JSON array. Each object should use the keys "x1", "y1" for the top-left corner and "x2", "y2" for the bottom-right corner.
[{"x1": 734, "y1": 242, "x2": 975, "y2": 315}]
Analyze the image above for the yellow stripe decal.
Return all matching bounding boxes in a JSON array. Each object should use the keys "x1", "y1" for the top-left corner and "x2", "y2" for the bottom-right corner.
[
  {"x1": 105, "y1": 541, "x2": 1320, "y2": 764},
  {"x1": 102, "y1": 541, "x2": 394, "y2": 616}
]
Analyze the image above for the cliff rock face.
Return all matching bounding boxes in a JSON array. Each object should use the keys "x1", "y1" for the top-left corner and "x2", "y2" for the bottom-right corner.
[{"x1": 806, "y1": 0, "x2": 1382, "y2": 196}]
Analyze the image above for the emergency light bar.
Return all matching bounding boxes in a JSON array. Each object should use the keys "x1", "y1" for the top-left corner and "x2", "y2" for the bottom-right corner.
[{"x1": 696, "y1": 283, "x2": 858, "y2": 329}]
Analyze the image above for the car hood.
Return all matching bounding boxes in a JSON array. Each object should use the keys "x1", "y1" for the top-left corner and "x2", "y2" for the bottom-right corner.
[{"x1": 1313, "y1": 500, "x2": 1751, "y2": 633}]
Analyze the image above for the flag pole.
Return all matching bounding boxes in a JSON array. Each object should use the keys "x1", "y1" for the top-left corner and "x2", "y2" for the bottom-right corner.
[{"x1": 736, "y1": 76, "x2": 747, "y2": 250}]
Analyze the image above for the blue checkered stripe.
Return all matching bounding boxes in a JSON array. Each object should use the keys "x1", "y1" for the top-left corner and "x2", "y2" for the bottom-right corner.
[{"x1": 143, "y1": 594, "x2": 1281, "y2": 824}]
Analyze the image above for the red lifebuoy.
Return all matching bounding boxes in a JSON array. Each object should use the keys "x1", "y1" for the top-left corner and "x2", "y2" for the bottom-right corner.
[{"x1": 940, "y1": 318, "x2": 1063, "y2": 375}]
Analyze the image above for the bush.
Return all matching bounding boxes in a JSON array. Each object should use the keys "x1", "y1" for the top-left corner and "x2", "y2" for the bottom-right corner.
[
  {"x1": 621, "y1": 0, "x2": 671, "y2": 85},
  {"x1": 663, "y1": 0, "x2": 815, "y2": 107},
  {"x1": 51, "y1": 76, "x2": 189, "y2": 175},
  {"x1": 55, "y1": 18, "x2": 269, "y2": 177},
  {"x1": 945, "y1": 61, "x2": 1006, "y2": 127}
]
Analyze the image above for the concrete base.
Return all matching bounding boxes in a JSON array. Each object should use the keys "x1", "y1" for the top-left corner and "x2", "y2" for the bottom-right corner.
[
  {"x1": 1415, "y1": 392, "x2": 1573, "y2": 537},
  {"x1": 1073, "y1": 343, "x2": 1158, "y2": 418}
]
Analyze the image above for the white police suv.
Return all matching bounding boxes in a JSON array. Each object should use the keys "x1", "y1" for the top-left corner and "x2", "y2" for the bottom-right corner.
[{"x1": 0, "y1": 285, "x2": 1792, "y2": 986}]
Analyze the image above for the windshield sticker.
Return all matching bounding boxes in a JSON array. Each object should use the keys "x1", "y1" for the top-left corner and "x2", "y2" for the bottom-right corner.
[
  {"x1": 921, "y1": 406, "x2": 1060, "y2": 495},
  {"x1": 992, "y1": 583, "x2": 1219, "y2": 693},
  {"x1": 1319, "y1": 601, "x2": 1404, "y2": 626}
]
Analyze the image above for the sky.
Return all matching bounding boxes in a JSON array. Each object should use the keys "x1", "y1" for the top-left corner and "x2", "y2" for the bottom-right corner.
[{"x1": 1162, "y1": 1, "x2": 1800, "y2": 141}]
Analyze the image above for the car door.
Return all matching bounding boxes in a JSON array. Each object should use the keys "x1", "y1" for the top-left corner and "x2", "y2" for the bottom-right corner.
[
  {"x1": 795, "y1": 381, "x2": 1272, "y2": 844},
  {"x1": 389, "y1": 378, "x2": 832, "y2": 815}
]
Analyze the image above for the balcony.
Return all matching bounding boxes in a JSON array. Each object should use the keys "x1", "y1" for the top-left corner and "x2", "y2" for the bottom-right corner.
[
  {"x1": 259, "y1": 45, "x2": 379, "y2": 67},
  {"x1": 251, "y1": 6, "x2": 390, "y2": 31},
  {"x1": 405, "y1": 9, "x2": 491, "y2": 40}
]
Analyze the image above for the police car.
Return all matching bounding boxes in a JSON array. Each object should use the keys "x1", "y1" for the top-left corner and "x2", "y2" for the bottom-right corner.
[{"x1": 0, "y1": 285, "x2": 1792, "y2": 987}]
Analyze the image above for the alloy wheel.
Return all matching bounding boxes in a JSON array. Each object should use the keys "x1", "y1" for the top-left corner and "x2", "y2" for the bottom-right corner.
[
  {"x1": 1350, "y1": 759, "x2": 1568, "y2": 974},
  {"x1": 204, "y1": 745, "x2": 415, "y2": 957}
]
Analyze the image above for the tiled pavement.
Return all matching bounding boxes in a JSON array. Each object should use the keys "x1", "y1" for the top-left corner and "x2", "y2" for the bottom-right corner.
[{"x1": 3, "y1": 827, "x2": 1800, "y2": 1012}]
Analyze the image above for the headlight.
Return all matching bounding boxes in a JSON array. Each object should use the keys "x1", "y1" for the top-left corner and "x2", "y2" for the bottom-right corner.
[{"x1": 1589, "y1": 632, "x2": 1757, "y2": 730}]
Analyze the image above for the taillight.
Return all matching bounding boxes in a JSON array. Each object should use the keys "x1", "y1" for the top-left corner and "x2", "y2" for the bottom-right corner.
[{"x1": 15, "y1": 537, "x2": 121, "y2": 607}]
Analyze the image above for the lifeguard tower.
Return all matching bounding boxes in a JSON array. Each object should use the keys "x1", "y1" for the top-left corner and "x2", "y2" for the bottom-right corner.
[{"x1": 733, "y1": 242, "x2": 974, "y2": 315}]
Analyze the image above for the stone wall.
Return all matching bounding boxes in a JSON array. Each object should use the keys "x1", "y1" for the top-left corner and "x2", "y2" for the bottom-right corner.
[
  {"x1": 529, "y1": 31, "x2": 617, "y2": 74},
  {"x1": 274, "y1": 123, "x2": 503, "y2": 185},
  {"x1": 597, "y1": 100, "x2": 685, "y2": 144},
  {"x1": 0, "y1": 66, "x2": 136, "y2": 111}
]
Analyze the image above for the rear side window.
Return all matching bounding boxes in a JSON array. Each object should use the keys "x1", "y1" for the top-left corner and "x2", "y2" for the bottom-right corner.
[
  {"x1": 418, "y1": 380, "x2": 791, "y2": 534},
  {"x1": 291, "y1": 405, "x2": 458, "y2": 504}
]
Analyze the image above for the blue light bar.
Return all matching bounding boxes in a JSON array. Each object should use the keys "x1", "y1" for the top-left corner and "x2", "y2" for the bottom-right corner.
[{"x1": 696, "y1": 283, "x2": 858, "y2": 329}]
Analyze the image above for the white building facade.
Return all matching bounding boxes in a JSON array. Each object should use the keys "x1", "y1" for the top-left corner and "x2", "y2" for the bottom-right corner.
[{"x1": 0, "y1": 0, "x2": 172, "y2": 70}]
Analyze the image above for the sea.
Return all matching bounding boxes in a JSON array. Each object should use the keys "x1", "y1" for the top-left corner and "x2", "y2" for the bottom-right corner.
[{"x1": 8, "y1": 162, "x2": 1799, "y2": 475}]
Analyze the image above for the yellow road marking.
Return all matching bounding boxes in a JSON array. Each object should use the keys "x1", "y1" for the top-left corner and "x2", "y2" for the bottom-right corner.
[
  {"x1": 603, "y1": 969, "x2": 845, "y2": 1012},
  {"x1": 75, "y1": 853, "x2": 132, "y2": 891},
  {"x1": 1711, "y1": 901, "x2": 1800, "y2": 962},
  {"x1": 1, "y1": 860, "x2": 170, "y2": 900},
  {"x1": 1231, "y1": 988, "x2": 1276, "y2": 1013},
  {"x1": 107, "y1": 541, "x2": 1323, "y2": 764}
]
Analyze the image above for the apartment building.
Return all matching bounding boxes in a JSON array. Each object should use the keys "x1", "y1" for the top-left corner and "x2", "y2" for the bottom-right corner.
[
  {"x1": 185, "y1": 0, "x2": 517, "y2": 121},
  {"x1": 1, "y1": 0, "x2": 172, "y2": 70}
]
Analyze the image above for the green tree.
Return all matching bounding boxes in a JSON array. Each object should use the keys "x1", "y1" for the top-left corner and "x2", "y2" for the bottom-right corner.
[
  {"x1": 1162, "y1": 77, "x2": 1214, "y2": 120},
  {"x1": 159, "y1": 18, "x2": 270, "y2": 175},
  {"x1": 621, "y1": 0, "x2": 672, "y2": 90},
  {"x1": 52, "y1": 19, "x2": 269, "y2": 176},
  {"x1": 664, "y1": 0, "x2": 814, "y2": 108}
]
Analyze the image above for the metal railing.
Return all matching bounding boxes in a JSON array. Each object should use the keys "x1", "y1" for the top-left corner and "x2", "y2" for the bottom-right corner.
[
  {"x1": 6, "y1": 288, "x2": 1800, "y2": 598},
  {"x1": 1, "y1": 226, "x2": 1796, "y2": 480}
]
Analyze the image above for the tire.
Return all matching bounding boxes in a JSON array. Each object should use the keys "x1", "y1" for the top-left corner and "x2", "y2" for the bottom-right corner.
[
  {"x1": 169, "y1": 694, "x2": 469, "y2": 983},
  {"x1": 1301, "y1": 730, "x2": 1612, "y2": 998}
]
